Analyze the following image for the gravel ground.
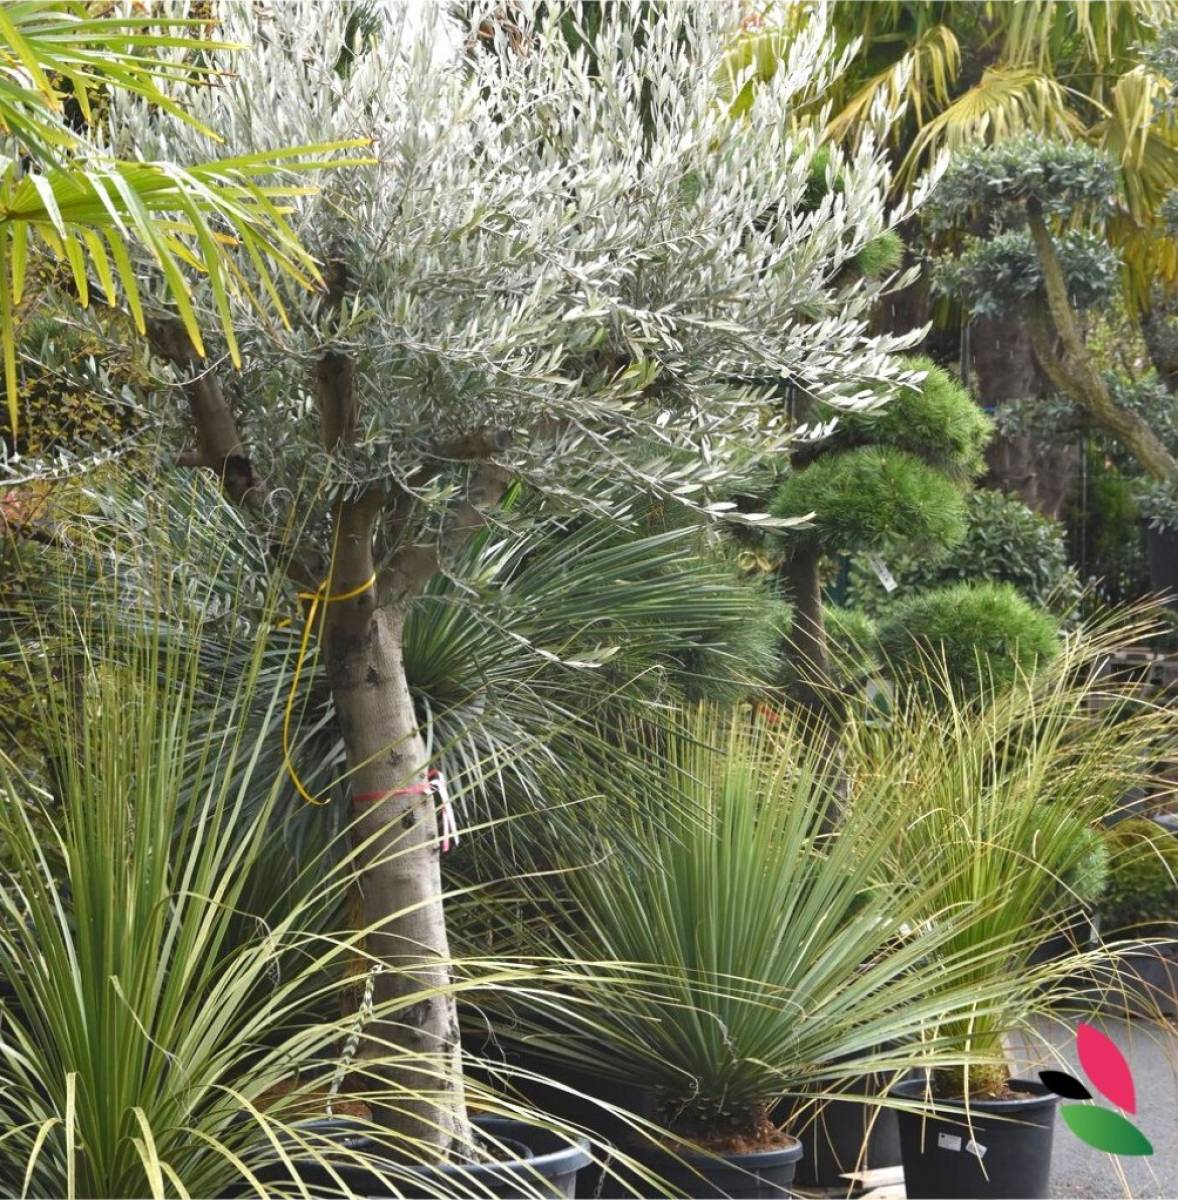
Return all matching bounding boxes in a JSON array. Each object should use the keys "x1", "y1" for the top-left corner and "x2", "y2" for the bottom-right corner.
[{"x1": 1009, "y1": 1017, "x2": 1178, "y2": 1199}]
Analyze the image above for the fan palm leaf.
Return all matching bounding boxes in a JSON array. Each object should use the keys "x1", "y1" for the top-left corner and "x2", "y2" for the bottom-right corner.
[
  {"x1": 0, "y1": 2, "x2": 369, "y2": 436},
  {"x1": 899, "y1": 67, "x2": 1085, "y2": 186},
  {"x1": 825, "y1": 23, "x2": 960, "y2": 144}
]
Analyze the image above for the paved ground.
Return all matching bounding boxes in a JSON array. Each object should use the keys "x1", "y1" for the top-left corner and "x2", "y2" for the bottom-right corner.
[{"x1": 1009, "y1": 1017, "x2": 1178, "y2": 1199}]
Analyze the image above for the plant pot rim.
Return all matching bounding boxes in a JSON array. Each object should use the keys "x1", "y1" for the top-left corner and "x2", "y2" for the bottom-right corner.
[
  {"x1": 650, "y1": 1133, "x2": 804, "y2": 1170},
  {"x1": 264, "y1": 1113, "x2": 592, "y2": 1183},
  {"x1": 890, "y1": 1076, "x2": 1059, "y2": 1115}
]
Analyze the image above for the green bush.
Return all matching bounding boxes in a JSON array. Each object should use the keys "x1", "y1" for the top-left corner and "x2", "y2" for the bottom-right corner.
[
  {"x1": 822, "y1": 356, "x2": 992, "y2": 480},
  {"x1": 926, "y1": 138, "x2": 1118, "y2": 230},
  {"x1": 934, "y1": 228, "x2": 1121, "y2": 318},
  {"x1": 854, "y1": 229, "x2": 905, "y2": 278},
  {"x1": 848, "y1": 489, "x2": 1081, "y2": 618},
  {"x1": 772, "y1": 446, "x2": 967, "y2": 556},
  {"x1": 1099, "y1": 818, "x2": 1178, "y2": 934},
  {"x1": 877, "y1": 581, "x2": 1062, "y2": 700}
]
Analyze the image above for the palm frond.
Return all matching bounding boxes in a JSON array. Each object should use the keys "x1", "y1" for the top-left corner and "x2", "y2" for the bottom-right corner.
[
  {"x1": 1090, "y1": 67, "x2": 1178, "y2": 222},
  {"x1": 0, "y1": 141, "x2": 369, "y2": 434},
  {"x1": 999, "y1": 0, "x2": 1172, "y2": 76},
  {"x1": 826, "y1": 23, "x2": 961, "y2": 145},
  {"x1": 0, "y1": 0, "x2": 236, "y2": 152},
  {"x1": 899, "y1": 66, "x2": 1085, "y2": 186}
]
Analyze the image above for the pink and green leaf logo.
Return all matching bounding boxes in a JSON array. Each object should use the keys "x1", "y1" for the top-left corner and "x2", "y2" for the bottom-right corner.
[{"x1": 1039, "y1": 1024, "x2": 1153, "y2": 1157}]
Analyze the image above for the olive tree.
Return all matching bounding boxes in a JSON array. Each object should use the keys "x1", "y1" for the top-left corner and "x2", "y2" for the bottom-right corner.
[{"x1": 106, "y1": 0, "x2": 921, "y2": 1155}]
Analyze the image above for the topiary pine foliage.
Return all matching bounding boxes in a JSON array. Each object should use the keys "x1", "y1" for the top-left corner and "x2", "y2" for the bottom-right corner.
[
  {"x1": 925, "y1": 138, "x2": 1119, "y2": 233},
  {"x1": 934, "y1": 228, "x2": 1121, "y2": 319},
  {"x1": 877, "y1": 581, "x2": 1061, "y2": 702},
  {"x1": 771, "y1": 445, "x2": 968, "y2": 557},
  {"x1": 817, "y1": 355, "x2": 992, "y2": 481}
]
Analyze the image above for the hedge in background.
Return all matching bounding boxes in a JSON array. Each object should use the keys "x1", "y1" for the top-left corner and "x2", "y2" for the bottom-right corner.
[{"x1": 847, "y1": 489, "x2": 1081, "y2": 618}]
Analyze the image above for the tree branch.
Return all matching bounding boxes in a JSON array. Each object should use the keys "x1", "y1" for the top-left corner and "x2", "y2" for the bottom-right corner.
[
  {"x1": 147, "y1": 316, "x2": 262, "y2": 507},
  {"x1": 149, "y1": 315, "x2": 323, "y2": 589},
  {"x1": 1026, "y1": 208, "x2": 1178, "y2": 484}
]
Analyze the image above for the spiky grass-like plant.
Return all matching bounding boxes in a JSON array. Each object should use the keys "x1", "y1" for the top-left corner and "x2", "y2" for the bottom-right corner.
[
  {"x1": 474, "y1": 705, "x2": 1056, "y2": 1148},
  {"x1": 0, "y1": 554, "x2": 595, "y2": 1198},
  {"x1": 844, "y1": 621, "x2": 1178, "y2": 1097}
]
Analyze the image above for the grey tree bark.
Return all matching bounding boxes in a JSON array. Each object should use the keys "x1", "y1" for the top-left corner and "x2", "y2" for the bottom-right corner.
[
  {"x1": 1026, "y1": 208, "x2": 1178, "y2": 485},
  {"x1": 971, "y1": 314, "x2": 1077, "y2": 519},
  {"x1": 323, "y1": 492, "x2": 469, "y2": 1152}
]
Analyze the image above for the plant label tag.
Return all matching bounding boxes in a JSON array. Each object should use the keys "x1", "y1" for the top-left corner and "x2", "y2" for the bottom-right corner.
[
  {"x1": 937, "y1": 1133, "x2": 962, "y2": 1152},
  {"x1": 866, "y1": 553, "x2": 897, "y2": 592},
  {"x1": 966, "y1": 1140, "x2": 987, "y2": 1160}
]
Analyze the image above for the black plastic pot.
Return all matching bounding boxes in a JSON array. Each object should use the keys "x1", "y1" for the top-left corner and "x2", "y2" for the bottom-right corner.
[
  {"x1": 629, "y1": 1137, "x2": 803, "y2": 1200},
  {"x1": 246, "y1": 1114, "x2": 591, "y2": 1198},
  {"x1": 463, "y1": 1033, "x2": 645, "y2": 1197},
  {"x1": 1112, "y1": 936, "x2": 1178, "y2": 1017},
  {"x1": 778, "y1": 1088, "x2": 900, "y2": 1190},
  {"x1": 1147, "y1": 525, "x2": 1178, "y2": 608},
  {"x1": 893, "y1": 1077, "x2": 1059, "y2": 1200},
  {"x1": 1028, "y1": 906, "x2": 1097, "y2": 969}
]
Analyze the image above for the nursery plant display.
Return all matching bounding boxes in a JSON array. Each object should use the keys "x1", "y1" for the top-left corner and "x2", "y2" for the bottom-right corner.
[
  {"x1": 5, "y1": 5, "x2": 1178, "y2": 1200},
  {"x1": 0, "y1": 552, "x2": 599, "y2": 1199},
  {"x1": 845, "y1": 630, "x2": 1178, "y2": 1199},
  {"x1": 68, "y1": 1, "x2": 926, "y2": 1155},
  {"x1": 476, "y1": 705, "x2": 1048, "y2": 1199}
]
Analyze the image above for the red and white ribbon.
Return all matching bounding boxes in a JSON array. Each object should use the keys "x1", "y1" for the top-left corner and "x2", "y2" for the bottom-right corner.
[{"x1": 429, "y1": 768, "x2": 459, "y2": 852}]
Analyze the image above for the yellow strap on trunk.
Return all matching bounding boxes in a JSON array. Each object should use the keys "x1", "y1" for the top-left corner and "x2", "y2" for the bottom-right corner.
[{"x1": 282, "y1": 574, "x2": 377, "y2": 805}]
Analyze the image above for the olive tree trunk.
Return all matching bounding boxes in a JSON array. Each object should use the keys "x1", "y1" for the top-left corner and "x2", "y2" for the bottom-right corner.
[{"x1": 324, "y1": 497, "x2": 469, "y2": 1153}]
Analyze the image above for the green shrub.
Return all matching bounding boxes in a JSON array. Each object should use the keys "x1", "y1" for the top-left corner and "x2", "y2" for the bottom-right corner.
[
  {"x1": 772, "y1": 446, "x2": 967, "y2": 556},
  {"x1": 848, "y1": 489, "x2": 1081, "y2": 618},
  {"x1": 877, "y1": 581, "x2": 1062, "y2": 700},
  {"x1": 822, "y1": 356, "x2": 992, "y2": 480},
  {"x1": 926, "y1": 138, "x2": 1118, "y2": 230},
  {"x1": 854, "y1": 229, "x2": 904, "y2": 278},
  {"x1": 934, "y1": 228, "x2": 1121, "y2": 318},
  {"x1": 1099, "y1": 818, "x2": 1178, "y2": 934}
]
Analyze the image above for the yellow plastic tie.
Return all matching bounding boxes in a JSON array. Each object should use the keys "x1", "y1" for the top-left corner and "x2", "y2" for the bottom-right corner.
[{"x1": 282, "y1": 574, "x2": 377, "y2": 805}]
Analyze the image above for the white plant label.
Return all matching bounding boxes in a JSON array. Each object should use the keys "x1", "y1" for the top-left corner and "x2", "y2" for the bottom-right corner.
[
  {"x1": 866, "y1": 552, "x2": 898, "y2": 592},
  {"x1": 966, "y1": 1140, "x2": 987, "y2": 1160},
  {"x1": 937, "y1": 1133, "x2": 962, "y2": 1152}
]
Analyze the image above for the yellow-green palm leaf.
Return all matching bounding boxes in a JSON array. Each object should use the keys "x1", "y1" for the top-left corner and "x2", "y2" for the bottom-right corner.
[
  {"x1": 0, "y1": 1, "x2": 234, "y2": 154},
  {"x1": 0, "y1": 144, "x2": 368, "y2": 435},
  {"x1": 0, "y1": 3, "x2": 370, "y2": 437},
  {"x1": 899, "y1": 66, "x2": 1085, "y2": 185},
  {"x1": 826, "y1": 24, "x2": 960, "y2": 144}
]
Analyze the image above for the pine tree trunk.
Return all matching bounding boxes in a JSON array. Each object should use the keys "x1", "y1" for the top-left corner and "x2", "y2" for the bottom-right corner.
[
  {"x1": 324, "y1": 537, "x2": 468, "y2": 1154},
  {"x1": 972, "y1": 314, "x2": 1077, "y2": 519},
  {"x1": 780, "y1": 546, "x2": 831, "y2": 717}
]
